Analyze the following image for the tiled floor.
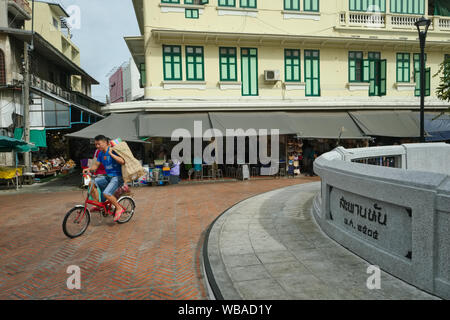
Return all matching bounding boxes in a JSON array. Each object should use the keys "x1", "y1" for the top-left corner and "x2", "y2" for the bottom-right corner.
[{"x1": 0, "y1": 177, "x2": 318, "y2": 300}]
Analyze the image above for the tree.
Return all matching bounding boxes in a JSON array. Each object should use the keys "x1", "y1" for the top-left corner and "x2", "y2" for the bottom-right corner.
[{"x1": 434, "y1": 55, "x2": 450, "y2": 102}]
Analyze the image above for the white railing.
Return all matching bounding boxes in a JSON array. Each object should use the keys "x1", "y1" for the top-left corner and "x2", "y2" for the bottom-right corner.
[
  {"x1": 343, "y1": 13, "x2": 450, "y2": 32},
  {"x1": 349, "y1": 12, "x2": 385, "y2": 27},
  {"x1": 439, "y1": 17, "x2": 450, "y2": 30},
  {"x1": 390, "y1": 14, "x2": 423, "y2": 28}
]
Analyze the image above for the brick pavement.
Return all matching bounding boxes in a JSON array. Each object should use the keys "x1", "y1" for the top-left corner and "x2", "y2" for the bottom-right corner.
[{"x1": 0, "y1": 177, "x2": 318, "y2": 300}]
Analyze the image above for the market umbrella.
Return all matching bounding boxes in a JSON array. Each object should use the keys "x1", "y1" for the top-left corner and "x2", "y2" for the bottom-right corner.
[{"x1": 0, "y1": 135, "x2": 35, "y2": 152}]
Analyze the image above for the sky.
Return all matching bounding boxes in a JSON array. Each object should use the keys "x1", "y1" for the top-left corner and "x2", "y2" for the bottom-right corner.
[{"x1": 57, "y1": 0, "x2": 141, "y2": 103}]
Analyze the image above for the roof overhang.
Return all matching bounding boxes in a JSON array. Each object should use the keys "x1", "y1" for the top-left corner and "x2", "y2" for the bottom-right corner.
[
  {"x1": 124, "y1": 36, "x2": 145, "y2": 66},
  {"x1": 0, "y1": 28, "x2": 99, "y2": 84},
  {"x1": 151, "y1": 29, "x2": 450, "y2": 51}
]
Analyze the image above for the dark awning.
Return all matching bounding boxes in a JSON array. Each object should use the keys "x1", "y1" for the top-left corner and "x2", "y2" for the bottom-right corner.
[
  {"x1": 414, "y1": 112, "x2": 450, "y2": 141},
  {"x1": 138, "y1": 113, "x2": 212, "y2": 138},
  {"x1": 286, "y1": 112, "x2": 366, "y2": 139},
  {"x1": 66, "y1": 113, "x2": 144, "y2": 143},
  {"x1": 349, "y1": 111, "x2": 421, "y2": 138},
  {"x1": 209, "y1": 112, "x2": 296, "y2": 136}
]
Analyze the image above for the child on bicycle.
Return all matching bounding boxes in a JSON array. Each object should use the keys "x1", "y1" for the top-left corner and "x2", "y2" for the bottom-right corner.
[{"x1": 82, "y1": 135, "x2": 126, "y2": 222}]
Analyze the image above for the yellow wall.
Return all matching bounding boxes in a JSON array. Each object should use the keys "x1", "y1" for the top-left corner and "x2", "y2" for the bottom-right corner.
[
  {"x1": 134, "y1": 0, "x2": 450, "y2": 100},
  {"x1": 25, "y1": 2, "x2": 80, "y2": 65}
]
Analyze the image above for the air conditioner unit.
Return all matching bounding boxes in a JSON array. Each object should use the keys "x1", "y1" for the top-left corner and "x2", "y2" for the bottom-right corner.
[{"x1": 264, "y1": 70, "x2": 280, "y2": 81}]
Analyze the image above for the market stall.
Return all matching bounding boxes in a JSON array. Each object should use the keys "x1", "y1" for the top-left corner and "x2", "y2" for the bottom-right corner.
[{"x1": 0, "y1": 135, "x2": 35, "y2": 189}]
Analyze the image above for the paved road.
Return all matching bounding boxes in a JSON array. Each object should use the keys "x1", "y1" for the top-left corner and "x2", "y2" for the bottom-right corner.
[
  {"x1": 0, "y1": 177, "x2": 317, "y2": 300},
  {"x1": 206, "y1": 183, "x2": 438, "y2": 300}
]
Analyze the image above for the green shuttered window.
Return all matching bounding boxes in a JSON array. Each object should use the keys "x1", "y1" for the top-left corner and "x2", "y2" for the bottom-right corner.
[
  {"x1": 304, "y1": 50, "x2": 320, "y2": 96},
  {"x1": 220, "y1": 47, "x2": 238, "y2": 81},
  {"x1": 240, "y1": 0, "x2": 257, "y2": 8},
  {"x1": 390, "y1": 0, "x2": 425, "y2": 14},
  {"x1": 368, "y1": 52, "x2": 387, "y2": 96},
  {"x1": 162, "y1": 0, "x2": 180, "y2": 3},
  {"x1": 218, "y1": 0, "x2": 236, "y2": 6},
  {"x1": 285, "y1": 49, "x2": 301, "y2": 82},
  {"x1": 186, "y1": 46, "x2": 204, "y2": 81},
  {"x1": 349, "y1": 0, "x2": 386, "y2": 12},
  {"x1": 304, "y1": 0, "x2": 319, "y2": 11},
  {"x1": 185, "y1": 9, "x2": 199, "y2": 18},
  {"x1": 241, "y1": 48, "x2": 258, "y2": 96},
  {"x1": 414, "y1": 53, "x2": 430, "y2": 96},
  {"x1": 284, "y1": 0, "x2": 300, "y2": 10},
  {"x1": 163, "y1": 45, "x2": 182, "y2": 81},
  {"x1": 396, "y1": 53, "x2": 410, "y2": 83},
  {"x1": 349, "y1": 51, "x2": 364, "y2": 82}
]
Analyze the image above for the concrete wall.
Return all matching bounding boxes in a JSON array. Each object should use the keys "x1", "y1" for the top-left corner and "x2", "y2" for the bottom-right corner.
[{"x1": 313, "y1": 143, "x2": 450, "y2": 299}]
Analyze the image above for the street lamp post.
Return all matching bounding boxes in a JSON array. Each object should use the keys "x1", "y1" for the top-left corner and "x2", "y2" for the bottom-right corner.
[{"x1": 415, "y1": 16, "x2": 431, "y2": 143}]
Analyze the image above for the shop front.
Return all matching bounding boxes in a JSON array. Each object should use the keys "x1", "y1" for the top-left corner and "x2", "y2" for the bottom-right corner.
[{"x1": 68, "y1": 111, "x2": 385, "y2": 185}]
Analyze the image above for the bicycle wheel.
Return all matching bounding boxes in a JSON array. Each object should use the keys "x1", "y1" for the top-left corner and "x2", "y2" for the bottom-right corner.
[
  {"x1": 62, "y1": 206, "x2": 90, "y2": 238},
  {"x1": 116, "y1": 196, "x2": 135, "y2": 224}
]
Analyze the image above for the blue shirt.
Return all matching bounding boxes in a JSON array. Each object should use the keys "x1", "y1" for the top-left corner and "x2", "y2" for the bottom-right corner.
[{"x1": 96, "y1": 147, "x2": 122, "y2": 177}]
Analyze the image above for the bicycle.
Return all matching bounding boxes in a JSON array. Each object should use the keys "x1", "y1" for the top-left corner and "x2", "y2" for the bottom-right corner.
[{"x1": 62, "y1": 172, "x2": 136, "y2": 238}]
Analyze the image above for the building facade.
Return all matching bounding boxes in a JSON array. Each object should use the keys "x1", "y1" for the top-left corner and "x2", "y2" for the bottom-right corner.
[
  {"x1": 0, "y1": 0, "x2": 103, "y2": 166},
  {"x1": 108, "y1": 58, "x2": 145, "y2": 104},
  {"x1": 113, "y1": 0, "x2": 450, "y2": 113}
]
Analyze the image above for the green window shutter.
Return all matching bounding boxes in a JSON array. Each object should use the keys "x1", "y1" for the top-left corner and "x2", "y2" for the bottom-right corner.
[
  {"x1": 396, "y1": 53, "x2": 410, "y2": 83},
  {"x1": 349, "y1": 51, "x2": 363, "y2": 82},
  {"x1": 219, "y1": 47, "x2": 237, "y2": 81},
  {"x1": 163, "y1": 45, "x2": 182, "y2": 81},
  {"x1": 219, "y1": 0, "x2": 235, "y2": 6},
  {"x1": 350, "y1": 0, "x2": 386, "y2": 12},
  {"x1": 285, "y1": 49, "x2": 301, "y2": 82},
  {"x1": 139, "y1": 63, "x2": 146, "y2": 88},
  {"x1": 390, "y1": 0, "x2": 424, "y2": 14},
  {"x1": 186, "y1": 46, "x2": 204, "y2": 81},
  {"x1": 414, "y1": 53, "x2": 428, "y2": 96},
  {"x1": 185, "y1": 9, "x2": 199, "y2": 18},
  {"x1": 304, "y1": 0, "x2": 319, "y2": 12},
  {"x1": 241, "y1": 48, "x2": 258, "y2": 96},
  {"x1": 304, "y1": 50, "x2": 320, "y2": 97},
  {"x1": 425, "y1": 67, "x2": 431, "y2": 96},
  {"x1": 162, "y1": 0, "x2": 180, "y2": 3},
  {"x1": 240, "y1": 0, "x2": 256, "y2": 8},
  {"x1": 369, "y1": 59, "x2": 376, "y2": 96},
  {"x1": 363, "y1": 59, "x2": 370, "y2": 82},
  {"x1": 380, "y1": 59, "x2": 387, "y2": 96},
  {"x1": 285, "y1": 0, "x2": 300, "y2": 10}
]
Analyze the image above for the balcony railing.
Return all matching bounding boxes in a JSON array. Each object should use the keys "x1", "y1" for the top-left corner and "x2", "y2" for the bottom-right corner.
[
  {"x1": 438, "y1": 16, "x2": 450, "y2": 30},
  {"x1": 339, "y1": 12, "x2": 450, "y2": 32},
  {"x1": 9, "y1": 0, "x2": 32, "y2": 15},
  {"x1": 348, "y1": 12, "x2": 385, "y2": 27},
  {"x1": 390, "y1": 14, "x2": 422, "y2": 28}
]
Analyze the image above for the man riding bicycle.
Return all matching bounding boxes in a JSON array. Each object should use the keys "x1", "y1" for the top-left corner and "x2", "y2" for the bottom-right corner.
[{"x1": 82, "y1": 135, "x2": 126, "y2": 222}]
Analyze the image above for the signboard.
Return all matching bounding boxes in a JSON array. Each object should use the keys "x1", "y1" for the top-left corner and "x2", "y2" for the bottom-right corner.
[
  {"x1": 329, "y1": 188, "x2": 412, "y2": 260},
  {"x1": 242, "y1": 165, "x2": 250, "y2": 180}
]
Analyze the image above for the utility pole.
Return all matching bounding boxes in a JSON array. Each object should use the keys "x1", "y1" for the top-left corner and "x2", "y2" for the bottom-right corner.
[
  {"x1": 23, "y1": 43, "x2": 30, "y2": 172},
  {"x1": 23, "y1": 0, "x2": 35, "y2": 172}
]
